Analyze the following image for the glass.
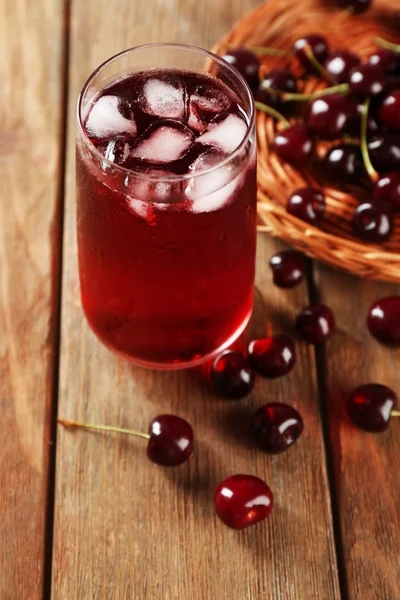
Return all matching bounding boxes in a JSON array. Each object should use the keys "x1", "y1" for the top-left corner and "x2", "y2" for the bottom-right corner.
[{"x1": 76, "y1": 43, "x2": 257, "y2": 369}]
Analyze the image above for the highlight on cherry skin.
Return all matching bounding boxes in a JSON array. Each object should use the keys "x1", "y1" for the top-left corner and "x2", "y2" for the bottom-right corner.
[
  {"x1": 57, "y1": 414, "x2": 194, "y2": 466},
  {"x1": 347, "y1": 384, "x2": 400, "y2": 432},
  {"x1": 214, "y1": 474, "x2": 274, "y2": 529}
]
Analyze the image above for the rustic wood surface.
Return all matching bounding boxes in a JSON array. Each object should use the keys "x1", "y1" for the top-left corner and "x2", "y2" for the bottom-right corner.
[{"x1": 2, "y1": 0, "x2": 400, "y2": 599}]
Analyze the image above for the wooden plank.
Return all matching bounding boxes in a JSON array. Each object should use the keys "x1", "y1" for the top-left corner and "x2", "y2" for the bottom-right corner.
[
  {"x1": 0, "y1": 1, "x2": 66, "y2": 599},
  {"x1": 52, "y1": 1, "x2": 341, "y2": 598},
  {"x1": 313, "y1": 265, "x2": 400, "y2": 600}
]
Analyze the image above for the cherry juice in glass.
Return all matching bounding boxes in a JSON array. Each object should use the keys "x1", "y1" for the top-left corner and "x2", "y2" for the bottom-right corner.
[{"x1": 76, "y1": 44, "x2": 256, "y2": 368}]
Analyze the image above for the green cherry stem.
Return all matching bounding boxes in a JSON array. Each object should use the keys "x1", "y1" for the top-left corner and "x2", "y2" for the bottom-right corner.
[
  {"x1": 374, "y1": 37, "x2": 400, "y2": 53},
  {"x1": 392, "y1": 410, "x2": 400, "y2": 417},
  {"x1": 304, "y1": 44, "x2": 337, "y2": 84},
  {"x1": 57, "y1": 418, "x2": 151, "y2": 440},
  {"x1": 250, "y1": 46, "x2": 293, "y2": 57},
  {"x1": 360, "y1": 98, "x2": 379, "y2": 183},
  {"x1": 255, "y1": 101, "x2": 290, "y2": 127},
  {"x1": 282, "y1": 82, "x2": 350, "y2": 101}
]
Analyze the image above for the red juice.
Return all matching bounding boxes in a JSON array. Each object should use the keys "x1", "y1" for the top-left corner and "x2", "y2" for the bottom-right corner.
[{"x1": 77, "y1": 58, "x2": 257, "y2": 368}]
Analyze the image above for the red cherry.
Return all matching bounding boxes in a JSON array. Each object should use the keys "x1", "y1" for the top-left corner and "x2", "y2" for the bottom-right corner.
[
  {"x1": 368, "y1": 134, "x2": 400, "y2": 173},
  {"x1": 287, "y1": 187, "x2": 325, "y2": 225},
  {"x1": 214, "y1": 474, "x2": 274, "y2": 529},
  {"x1": 373, "y1": 172, "x2": 400, "y2": 210},
  {"x1": 379, "y1": 90, "x2": 400, "y2": 132},
  {"x1": 347, "y1": 384, "x2": 397, "y2": 432},
  {"x1": 322, "y1": 143, "x2": 363, "y2": 185},
  {"x1": 211, "y1": 350, "x2": 255, "y2": 399},
  {"x1": 248, "y1": 335, "x2": 296, "y2": 378},
  {"x1": 367, "y1": 296, "x2": 400, "y2": 347},
  {"x1": 296, "y1": 304, "x2": 336, "y2": 344},
  {"x1": 269, "y1": 250, "x2": 306, "y2": 288},
  {"x1": 352, "y1": 200, "x2": 393, "y2": 243},
  {"x1": 222, "y1": 49, "x2": 260, "y2": 92},
  {"x1": 274, "y1": 124, "x2": 314, "y2": 166},
  {"x1": 324, "y1": 51, "x2": 360, "y2": 83},
  {"x1": 308, "y1": 94, "x2": 357, "y2": 140},
  {"x1": 294, "y1": 34, "x2": 329, "y2": 72},
  {"x1": 368, "y1": 49, "x2": 400, "y2": 75},
  {"x1": 251, "y1": 403, "x2": 304, "y2": 453},
  {"x1": 255, "y1": 69, "x2": 297, "y2": 108},
  {"x1": 349, "y1": 64, "x2": 385, "y2": 99}
]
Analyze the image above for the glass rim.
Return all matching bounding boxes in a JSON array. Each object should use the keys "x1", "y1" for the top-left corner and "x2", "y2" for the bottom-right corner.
[{"x1": 76, "y1": 42, "x2": 255, "y2": 183}]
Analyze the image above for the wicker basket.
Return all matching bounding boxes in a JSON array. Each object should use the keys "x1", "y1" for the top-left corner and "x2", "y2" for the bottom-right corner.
[{"x1": 212, "y1": 0, "x2": 400, "y2": 282}]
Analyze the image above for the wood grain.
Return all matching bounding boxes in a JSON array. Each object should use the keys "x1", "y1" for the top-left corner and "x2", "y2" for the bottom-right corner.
[
  {"x1": 0, "y1": 1, "x2": 66, "y2": 598},
  {"x1": 314, "y1": 266, "x2": 400, "y2": 600},
  {"x1": 51, "y1": 1, "x2": 341, "y2": 598}
]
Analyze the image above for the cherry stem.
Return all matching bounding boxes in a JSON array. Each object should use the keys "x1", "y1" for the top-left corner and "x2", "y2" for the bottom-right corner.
[
  {"x1": 392, "y1": 410, "x2": 400, "y2": 417},
  {"x1": 255, "y1": 101, "x2": 290, "y2": 126},
  {"x1": 374, "y1": 37, "x2": 400, "y2": 53},
  {"x1": 249, "y1": 46, "x2": 293, "y2": 57},
  {"x1": 282, "y1": 83, "x2": 350, "y2": 102},
  {"x1": 57, "y1": 418, "x2": 151, "y2": 440},
  {"x1": 304, "y1": 44, "x2": 336, "y2": 84},
  {"x1": 360, "y1": 98, "x2": 379, "y2": 183}
]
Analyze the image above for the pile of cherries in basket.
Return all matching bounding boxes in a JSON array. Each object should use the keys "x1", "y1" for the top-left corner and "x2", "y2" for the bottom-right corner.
[{"x1": 222, "y1": 12, "x2": 400, "y2": 244}]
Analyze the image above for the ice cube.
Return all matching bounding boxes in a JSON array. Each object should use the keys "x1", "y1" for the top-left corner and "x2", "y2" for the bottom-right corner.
[
  {"x1": 197, "y1": 114, "x2": 247, "y2": 154},
  {"x1": 131, "y1": 124, "x2": 193, "y2": 163},
  {"x1": 85, "y1": 95, "x2": 137, "y2": 140},
  {"x1": 190, "y1": 177, "x2": 239, "y2": 213},
  {"x1": 188, "y1": 85, "x2": 231, "y2": 133},
  {"x1": 186, "y1": 149, "x2": 238, "y2": 212},
  {"x1": 128, "y1": 197, "x2": 152, "y2": 220},
  {"x1": 102, "y1": 137, "x2": 132, "y2": 166},
  {"x1": 140, "y1": 78, "x2": 185, "y2": 119}
]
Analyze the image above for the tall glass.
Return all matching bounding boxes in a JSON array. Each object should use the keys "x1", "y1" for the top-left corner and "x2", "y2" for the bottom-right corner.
[{"x1": 76, "y1": 43, "x2": 257, "y2": 369}]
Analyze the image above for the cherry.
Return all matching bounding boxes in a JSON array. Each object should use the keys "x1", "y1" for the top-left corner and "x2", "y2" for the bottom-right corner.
[
  {"x1": 346, "y1": 102, "x2": 380, "y2": 137},
  {"x1": 293, "y1": 34, "x2": 329, "y2": 73},
  {"x1": 347, "y1": 384, "x2": 398, "y2": 432},
  {"x1": 368, "y1": 134, "x2": 400, "y2": 173},
  {"x1": 57, "y1": 414, "x2": 194, "y2": 467},
  {"x1": 222, "y1": 49, "x2": 260, "y2": 92},
  {"x1": 211, "y1": 350, "x2": 255, "y2": 399},
  {"x1": 322, "y1": 143, "x2": 363, "y2": 184},
  {"x1": 337, "y1": 0, "x2": 371, "y2": 12},
  {"x1": 287, "y1": 187, "x2": 325, "y2": 225},
  {"x1": 367, "y1": 296, "x2": 400, "y2": 347},
  {"x1": 368, "y1": 49, "x2": 400, "y2": 75},
  {"x1": 255, "y1": 69, "x2": 297, "y2": 108},
  {"x1": 308, "y1": 94, "x2": 357, "y2": 140},
  {"x1": 373, "y1": 171, "x2": 400, "y2": 209},
  {"x1": 274, "y1": 124, "x2": 314, "y2": 166},
  {"x1": 269, "y1": 250, "x2": 306, "y2": 288},
  {"x1": 248, "y1": 334, "x2": 296, "y2": 378},
  {"x1": 379, "y1": 90, "x2": 400, "y2": 132},
  {"x1": 349, "y1": 64, "x2": 385, "y2": 98},
  {"x1": 324, "y1": 51, "x2": 360, "y2": 84},
  {"x1": 214, "y1": 474, "x2": 273, "y2": 529},
  {"x1": 296, "y1": 304, "x2": 336, "y2": 344},
  {"x1": 352, "y1": 200, "x2": 393, "y2": 243},
  {"x1": 251, "y1": 403, "x2": 304, "y2": 453}
]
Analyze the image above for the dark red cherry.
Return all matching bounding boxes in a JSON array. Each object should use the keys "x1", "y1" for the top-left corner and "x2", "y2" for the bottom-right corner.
[
  {"x1": 287, "y1": 187, "x2": 325, "y2": 225},
  {"x1": 368, "y1": 134, "x2": 400, "y2": 173},
  {"x1": 248, "y1": 334, "x2": 296, "y2": 378},
  {"x1": 214, "y1": 474, "x2": 273, "y2": 529},
  {"x1": 293, "y1": 34, "x2": 329, "y2": 72},
  {"x1": 322, "y1": 143, "x2": 363, "y2": 184},
  {"x1": 147, "y1": 414, "x2": 194, "y2": 466},
  {"x1": 269, "y1": 250, "x2": 306, "y2": 288},
  {"x1": 296, "y1": 304, "x2": 336, "y2": 344},
  {"x1": 324, "y1": 51, "x2": 360, "y2": 83},
  {"x1": 347, "y1": 384, "x2": 397, "y2": 432},
  {"x1": 379, "y1": 90, "x2": 400, "y2": 132},
  {"x1": 373, "y1": 171, "x2": 400, "y2": 209},
  {"x1": 308, "y1": 94, "x2": 357, "y2": 140},
  {"x1": 368, "y1": 49, "x2": 400, "y2": 75},
  {"x1": 367, "y1": 296, "x2": 400, "y2": 347},
  {"x1": 349, "y1": 64, "x2": 386, "y2": 98},
  {"x1": 255, "y1": 69, "x2": 297, "y2": 108},
  {"x1": 337, "y1": 0, "x2": 371, "y2": 12},
  {"x1": 211, "y1": 350, "x2": 255, "y2": 399},
  {"x1": 251, "y1": 403, "x2": 304, "y2": 453},
  {"x1": 274, "y1": 124, "x2": 314, "y2": 166},
  {"x1": 352, "y1": 200, "x2": 393, "y2": 243},
  {"x1": 346, "y1": 102, "x2": 380, "y2": 137},
  {"x1": 222, "y1": 49, "x2": 260, "y2": 92}
]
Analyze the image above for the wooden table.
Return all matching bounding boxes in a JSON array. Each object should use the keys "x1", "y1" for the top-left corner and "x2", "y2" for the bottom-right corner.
[{"x1": 2, "y1": 0, "x2": 400, "y2": 598}]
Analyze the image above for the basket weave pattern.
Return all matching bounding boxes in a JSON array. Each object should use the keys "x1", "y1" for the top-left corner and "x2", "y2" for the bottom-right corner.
[{"x1": 213, "y1": 0, "x2": 400, "y2": 282}]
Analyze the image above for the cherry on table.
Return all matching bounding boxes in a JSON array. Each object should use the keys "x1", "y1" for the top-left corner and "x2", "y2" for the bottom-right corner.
[
  {"x1": 222, "y1": 48, "x2": 260, "y2": 92},
  {"x1": 274, "y1": 123, "x2": 314, "y2": 167},
  {"x1": 367, "y1": 296, "x2": 400, "y2": 347},
  {"x1": 211, "y1": 350, "x2": 255, "y2": 399},
  {"x1": 214, "y1": 474, "x2": 274, "y2": 529},
  {"x1": 255, "y1": 69, "x2": 297, "y2": 108},
  {"x1": 368, "y1": 49, "x2": 400, "y2": 75},
  {"x1": 251, "y1": 403, "x2": 304, "y2": 453},
  {"x1": 308, "y1": 94, "x2": 357, "y2": 140},
  {"x1": 368, "y1": 134, "x2": 400, "y2": 173},
  {"x1": 293, "y1": 34, "x2": 329, "y2": 72},
  {"x1": 296, "y1": 304, "x2": 336, "y2": 344},
  {"x1": 352, "y1": 200, "x2": 393, "y2": 243},
  {"x1": 347, "y1": 384, "x2": 398, "y2": 432},
  {"x1": 379, "y1": 90, "x2": 400, "y2": 132},
  {"x1": 322, "y1": 143, "x2": 363, "y2": 185},
  {"x1": 248, "y1": 334, "x2": 296, "y2": 378},
  {"x1": 287, "y1": 187, "x2": 325, "y2": 225},
  {"x1": 349, "y1": 64, "x2": 385, "y2": 98},
  {"x1": 57, "y1": 414, "x2": 194, "y2": 467},
  {"x1": 373, "y1": 172, "x2": 400, "y2": 210},
  {"x1": 324, "y1": 51, "x2": 360, "y2": 83},
  {"x1": 269, "y1": 250, "x2": 306, "y2": 288},
  {"x1": 337, "y1": 0, "x2": 371, "y2": 12}
]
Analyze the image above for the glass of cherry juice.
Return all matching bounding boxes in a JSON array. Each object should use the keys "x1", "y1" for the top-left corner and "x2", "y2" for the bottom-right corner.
[{"x1": 76, "y1": 43, "x2": 257, "y2": 369}]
